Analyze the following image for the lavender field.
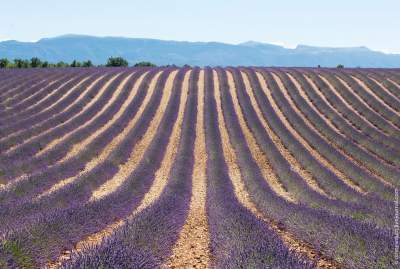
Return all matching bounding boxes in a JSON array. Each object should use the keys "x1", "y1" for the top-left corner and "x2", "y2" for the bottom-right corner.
[{"x1": 0, "y1": 66, "x2": 399, "y2": 268}]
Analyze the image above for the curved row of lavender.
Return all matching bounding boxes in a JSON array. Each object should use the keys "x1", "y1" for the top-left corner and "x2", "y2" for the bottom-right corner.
[
  {"x1": 216, "y1": 68, "x2": 395, "y2": 268},
  {"x1": 295, "y1": 69, "x2": 400, "y2": 155},
  {"x1": 1, "y1": 70, "x2": 98, "y2": 129},
  {"x1": 1, "y1": 71, "x2": 73, "y2": 118},
  {"x1": 0, "y1": 67, "x2": 184, "y2": 267},
  {"x1": 277, "y1": 69, "x2": 399, "y2": 170},
  {"x1": 334, "y1": 70, "x2": 400, "y2": 128},
  {"x1": 258, "y1": 68, "x2": 397, "y2": 199},
  {"x1": 245, "y1": 67, "x2": 397, "y2": 211},
  {"x1": 0, "y1": 68, "x2": 166, "y2": 207},
  {"x1": 0, "y1": 69, "x2": 64, "y2": 101},
  {"x1": 0, "y1": 69, "x2": 135, "y2": 180},
  {"x1": 367, "y1": 70, "x2": 400, "y2": 99},
  {"x1": 319, "y1": 70, "x2": 400, "y2": 139},
  {"x1": 0, "y1": 67, "x2": 398, "y2": 268},
  {"x1": 0, "y1": 70, "x2": 117, "y2": 156},
  {"x1": 231, "y1": 68, "x2": 393, "y2": 229}
]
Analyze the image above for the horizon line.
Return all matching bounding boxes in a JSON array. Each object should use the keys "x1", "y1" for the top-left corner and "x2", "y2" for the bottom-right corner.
[{"x1": 1, "y1": 33, "x2": 399, "y2": 55}]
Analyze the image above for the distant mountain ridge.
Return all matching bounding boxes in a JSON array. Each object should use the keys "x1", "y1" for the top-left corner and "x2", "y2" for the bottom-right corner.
[{"x1": 0, "y1": 34, "x2": 399, "y2": 67}]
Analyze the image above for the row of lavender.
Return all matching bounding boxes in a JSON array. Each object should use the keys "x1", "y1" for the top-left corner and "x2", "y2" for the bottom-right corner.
[
  {"x1": 269, "y1": 68, "x2": 399, "y2": 188},
  {"x1": 0, "y1": 67, "x2": 179, "y2": 267},
  {"x1": 0, "y1": 67, "x2": 166, "y2": 209},
  {"x1": 0, "y1": 68, "x2": 135, "y2": 179},
  {"x1": 58, "y1": 68, "x2": 315, "y2": 269},
  {"x1": 1, "y1": 68, "x2": 129, "y2": 177},
  {"x1": 58, "y1": 67, "x2": 397, "y2": 268},
  {"x1": 0, "y1": 67, "x2": 398, "y2": 268}
]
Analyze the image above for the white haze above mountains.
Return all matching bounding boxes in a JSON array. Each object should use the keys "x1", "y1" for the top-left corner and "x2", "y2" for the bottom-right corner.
[{"x1": 0, "y1": 35, "x2": 399, "y2": 67}]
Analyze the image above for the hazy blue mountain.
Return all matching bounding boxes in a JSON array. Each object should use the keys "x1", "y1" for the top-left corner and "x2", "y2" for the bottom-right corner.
[{"x1": 1, "y1": 34, "x2": 399, "y2": 67}]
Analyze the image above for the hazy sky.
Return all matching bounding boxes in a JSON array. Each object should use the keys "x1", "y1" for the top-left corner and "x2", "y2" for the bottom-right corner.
[{"x1": 1, "y1": 0, "x2": 399, "y2": 53}]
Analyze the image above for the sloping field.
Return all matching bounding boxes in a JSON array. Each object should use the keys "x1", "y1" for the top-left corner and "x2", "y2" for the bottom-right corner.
[{"x1": 0, "y1": 67, "x2": 399, "y2": 269}]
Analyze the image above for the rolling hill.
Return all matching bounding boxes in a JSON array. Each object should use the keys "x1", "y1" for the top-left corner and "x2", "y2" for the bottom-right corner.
[{"x1": 1, "y1": 34, "x2": 400, "y2": 67}]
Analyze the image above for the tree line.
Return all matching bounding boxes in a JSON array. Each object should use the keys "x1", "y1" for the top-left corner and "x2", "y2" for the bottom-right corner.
[{"x1": 0, "y1": 57, "x2": 157, "y2": 69}]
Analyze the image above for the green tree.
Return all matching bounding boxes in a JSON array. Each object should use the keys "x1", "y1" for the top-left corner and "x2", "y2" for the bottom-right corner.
[
  {"x1": 337, "y1": 64, "x2": 344, "y2": 68},
  {"x1": 22, "y1": 60, "x2": 30, "y2": 68},
  {"x1": 70, "y1": 60, "x2": 82, "y2": 67},
  {"x1": 14, "y1": 59, "x2": 29, "y2": 68},
  {"x1": 30, "y1": 57, "x2": 42, "y2": 68},
  {"x1": 56, "y1": 61, "x2": 68, "y2": 68},
  {"x1": 41, "y1": 61, "x2": 49, "y2": 68},
  {"x1": 0, "y1": 58, "x2": 10, "y2": 68},
  {"x1": 82, "y1": 60, "x2": 93, "y2": 67},
  {"x1": 134, "y1": 61, "x2": 156, "y2": 67},
  {"x1": 14, "y1": 59, "x2": 23, "y2": 68},
  {"x1": 106, "y1": 57, "x2": 128, "y2": 67}
]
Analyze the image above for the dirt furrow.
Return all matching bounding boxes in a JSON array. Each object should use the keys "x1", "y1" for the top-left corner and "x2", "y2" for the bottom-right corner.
[
  {"x1": 214, "y1": 71, "x2": 339, "y2": 269},
  {"x1": 2, "y1": 77, "x2": 59, "y2": 110},
  {"x1": 352, "y1": 75, "x2": 400, "y2": 116},
  {"x1": 4, "y1": 73, "x2": 121, "y2": 156},
  {"x1": 300, "y1": 74, "x2": 398, "y2": 169},
  {"x1": 109, "y1": 70, "x2": 188, "y2": 207},
  {"x1": 0, "y1": 76, "x2": 47, "y2": 102},
  {"x1": 167, "y1": 70, "x2": 211, "y2": 269},
  {"x1": 316, "y1": 74, "x2": 384, "y2": 134},
  {"x1": 273, "y1": 73, "x2": 391, "y2": 189},
  {"x1": 287, "y1": 73, "x2": 345, "y2": 136},
  {"x1": 0, "y1": 75, "x2": 105, "y2": 144},
  {"x1": 35, "y1": 73, "x2": 130, "y2": 157},
  {"x1": 225, "y1": 71, "x2": 295, "y2": 202},
  {"x1": 59, "y1": 72, "x2": 147, "y2": 163},
  {"x1": 37, "y1": 71, "x2": 163, "y2": 199},
  {"x1": 255, "y1": 72, "x2": 366, "y2": 194},
  {"x1": 335, "y1": 75, "x2": 399, "y2": 131},
  {"x1": 369, "y1": 76, "x2": 400, "y2": 103},
  {"x1": 387, "y1": 78, "x2": 400, "y2": 89},
  {"x1": 40, "y1": 75, "x2": 95, "y2": 111},
  {"x1": 241, "y1": 71, "x2": 331, "y2": 198},
  {"x1": 10, "y1": 76, "x2": 87, "y2": 120},
  {"x1": 89, "y1": 70, "x2": 180, "y2": 200},
  {"x1": 49, "y1": 70, "x2": 189, "y2": 268}
]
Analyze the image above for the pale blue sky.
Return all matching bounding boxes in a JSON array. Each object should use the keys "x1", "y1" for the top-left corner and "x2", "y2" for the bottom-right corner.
[{"x1": 1, "y1": 0, "x2": 399, "y2": 53}]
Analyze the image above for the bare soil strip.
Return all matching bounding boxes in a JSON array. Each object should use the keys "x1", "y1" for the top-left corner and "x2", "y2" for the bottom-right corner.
[
  {"x1": 46, "y1": 221, "x2": 125, "y2": 269},
  {"x1": 1, "y1": 77, "x2": 47, "y2": 103},
  {"x1": 334, "y1": 75, "x2": 399, "y2": 131},
  {"x1": 226, "y1": 71, "x2": 295, "y2": 202},
  {"x1": 0, "y1": 75, "x2": 105, "y2": 143},
  {"x1": 4, "y1": 73, "x2": 121, "y2": 155},
  {"x1": 167, "y1": 70, "x2": 211, "y2": 269},
  {"x1": 9, "y1": 76, "x2": 87, "y2": 119},
  {"x1": 37, "y1": 71, "x2": 163, "y2": 199},
  {"x1": 90, "y1": 70, "x2": 180, "y2": 200},
  {"x1": 369, "y1": 76, "x2": 400, "y2": 103},
  {"x1": 241, "y1": 71, "x2": 330, "y2": 198},
  {"x1": 54, "y1": 75, "x2": 105, "y2": 117},
  {"x1": 351, "y1": 76, "x2": 400, "y2": 116},
  {"x1": 2, "y1": 77, "x2": 59, "y2": 109},
  {"x1": 287, "y1": 74, "x2": 346, "y2": 136},
  {"x1": 300, "y1": 74, "x2": 397, "y2": 169},
  {"x1": 214, "y1": 71, "x2": 340, "y2": 269},
  {"x1": 35, "y1": 73, "x2": 130, "y2": 157},
  {"x1": 48, "y1": 70, "x2": 189, "y2": 268},
  {"x1": 19, "y1": 75, "x2": 92, "y2": 120},
  {"x1": 316, "y1": 74, "x2": 385, "y2": 134},
  {"x1": 255, "y1": 72, "x2": 366, "y2": 194},
  {"x1": 110, "y1": 70, "x2": 189, "y2": 207},
  {"x1": 59, "y1": 72, "x2": 147, "y2": 163},
  {"x1": 387, "y1": 78, "x2": 400, "y2": 89},
  {"x1": 273, "y1": 72, "x2": 393, "y2": 188}
]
